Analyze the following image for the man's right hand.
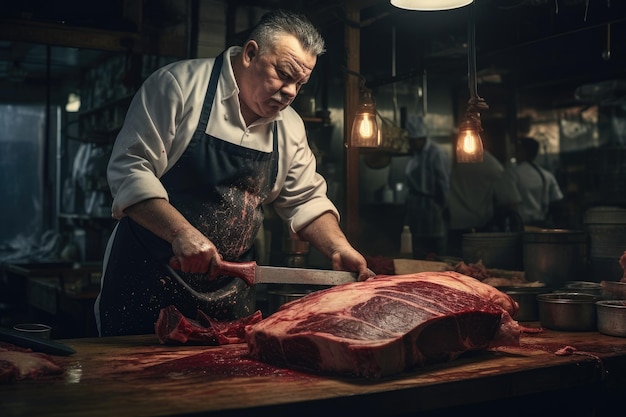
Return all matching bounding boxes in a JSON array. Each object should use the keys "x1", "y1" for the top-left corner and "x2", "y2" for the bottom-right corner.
[
  {"x1": 125, "y1": 198, "x2": 223, "y2": 277},
  {"x1": 169, "y1": 227, "x2": 222, "y2": 276}
]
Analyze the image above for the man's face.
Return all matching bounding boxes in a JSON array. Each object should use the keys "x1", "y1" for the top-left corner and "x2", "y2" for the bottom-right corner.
[{"x1": 240, "y1": 34, "x2": 317, "y2": 120}]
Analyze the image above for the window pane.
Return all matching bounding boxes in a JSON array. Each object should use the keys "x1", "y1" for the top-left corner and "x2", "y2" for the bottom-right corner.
[{"x1": 0, "y1": 104, "x2": 45, "y2": 247}]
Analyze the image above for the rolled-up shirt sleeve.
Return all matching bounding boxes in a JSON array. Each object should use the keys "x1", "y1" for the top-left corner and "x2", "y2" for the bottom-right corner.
[
  {"x1": 270, "y1": 110, "x2": 339, "y2": 233},
  {"x1": 107, "y1": 66, "x2": 194, "y2": 219}
]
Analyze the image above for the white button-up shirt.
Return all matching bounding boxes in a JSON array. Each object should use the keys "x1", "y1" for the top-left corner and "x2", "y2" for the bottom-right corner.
[{"x1": 107, "y1": 46, "x2": 338, "y2": 233}]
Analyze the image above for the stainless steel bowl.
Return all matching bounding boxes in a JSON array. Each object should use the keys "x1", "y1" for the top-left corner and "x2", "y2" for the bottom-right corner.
[
  {"x1": 537, "y1": 292, "x2": 599, "y2": 331},
  {"x1": 563, "y1": 281, "x2": 603, "y2": 297},
  {"x1": 497, "y1": 286, "x2": 552, "y2": 322},
  {"x1": 596, "y1": 300, "x2": 626, "y2": 337},
  {"x1": 600, "y1": 281, "x2": 626, "y2": 300}
]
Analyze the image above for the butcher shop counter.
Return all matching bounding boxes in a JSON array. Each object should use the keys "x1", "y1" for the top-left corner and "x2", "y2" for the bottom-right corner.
[{"x1": 2, "y1": 327, "x2": 626, "y2": 417}]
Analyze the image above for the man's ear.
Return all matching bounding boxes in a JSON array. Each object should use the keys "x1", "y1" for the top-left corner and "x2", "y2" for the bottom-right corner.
[{"x1": 242, "y1": 40, "x2": 259, "y2": 66}]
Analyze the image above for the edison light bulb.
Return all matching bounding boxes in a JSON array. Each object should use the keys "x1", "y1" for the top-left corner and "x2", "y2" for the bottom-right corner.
[
  {"x1": 456, "y1": 121, "x2": 483, "y2": 163},
  {"x1": 350, "y1": 89, "x2": 380, "y2": 147},
  {"x1": 358, "y1": 114, "x2": 376, "y2": 139}
]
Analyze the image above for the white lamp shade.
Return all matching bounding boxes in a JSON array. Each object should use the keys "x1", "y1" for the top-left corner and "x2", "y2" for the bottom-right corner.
[{"x1": 390, "y1": 0, "x2": 473, "y2": 11}]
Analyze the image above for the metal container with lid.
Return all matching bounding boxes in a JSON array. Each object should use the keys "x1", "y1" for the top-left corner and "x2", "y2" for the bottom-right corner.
[
  {"x1": 462, "y1": 232, "x2": 523, "y2": 270},
  {"x1": 584, "y1": 206, "x2": 626, "y2": 282},
  {"x1": 523, "y1": 229, "x2": 588, "y2": 288}
]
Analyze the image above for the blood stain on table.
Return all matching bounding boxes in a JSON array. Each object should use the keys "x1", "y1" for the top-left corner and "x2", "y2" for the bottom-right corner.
[{"x1": 142, "y1": 345, "x2": 312, "y2": 381}]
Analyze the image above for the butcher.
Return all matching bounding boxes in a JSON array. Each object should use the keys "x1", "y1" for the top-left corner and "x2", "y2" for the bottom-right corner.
[{"x1": 95, "y1": 9, "x2": 375, "y2": 337}]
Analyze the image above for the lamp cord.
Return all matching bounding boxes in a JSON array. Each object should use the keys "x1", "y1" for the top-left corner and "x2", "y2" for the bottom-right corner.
[
  {"x1": 466, "y1": 1, "x2": 488, "y2": 125},
  {"x1": 468, "y1": 1, "x2": 477, "y2": 100}
]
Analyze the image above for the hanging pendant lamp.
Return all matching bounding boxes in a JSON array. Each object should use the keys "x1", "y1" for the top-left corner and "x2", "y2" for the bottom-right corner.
[
  {"x1": 390, "y1": 0, "x2": 473, "y2": 11},
  {"x1": 350, "y1": 86, "x2": 380, "y2": 147},
  {"x1": 455, "y1": 0, "x2": 487, "y2": 163}
]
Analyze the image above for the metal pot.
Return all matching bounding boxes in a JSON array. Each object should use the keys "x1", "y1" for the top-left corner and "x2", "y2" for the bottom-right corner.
[
  {"x1": 596, "y1": 300, "x2": 626, "y2": 337},
  {"x1": 537, "y1": 292, "x2": 598, "y2": 331},
  {"x1": 562, "y1": 281, "x2": 603, "y2": 297},
  {"x1": 523, "y1": 229, "x2": 588, "y2": 288},
  {"x1": 266, "y1": 285, "x2": 329, "y2": 314},
  {"x1": 462, "y1": 232, "x2": 523, "y2": 270},
  {"x1": 600, "y1": 281, "x2": 626, "y2": 300},
  {"x1": 497, "y1": 286, "x2": 551, "y2": 322}
]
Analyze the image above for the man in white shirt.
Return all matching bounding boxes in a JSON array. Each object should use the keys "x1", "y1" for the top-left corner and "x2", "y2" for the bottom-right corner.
[
  {"x1": 447, "y1": 149, "x2": 522, "y2": 256},
  {"x1": 506, "y1": 137, "x2": 564, "y2": 228},
  {"x1": 95, "y1": 10, "x2": 374, "y2": 337}
]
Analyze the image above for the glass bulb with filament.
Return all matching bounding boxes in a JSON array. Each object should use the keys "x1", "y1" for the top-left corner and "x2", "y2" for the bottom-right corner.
[
  {"x1": 351, "y1": 89, "x2": 380, "y2": 147},
  {"x1": 456, "y1": 117, "x2": 483, "y2": 163}
]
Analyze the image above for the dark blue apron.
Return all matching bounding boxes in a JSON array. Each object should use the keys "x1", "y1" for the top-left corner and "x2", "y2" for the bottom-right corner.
[{"x1": 97, "y1": 53, "x2": 279, "y2": 336}]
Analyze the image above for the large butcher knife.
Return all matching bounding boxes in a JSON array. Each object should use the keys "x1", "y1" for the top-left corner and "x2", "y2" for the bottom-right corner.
[
  {"x1": 165, "y1": 261, "x2": 357, "y2": 287},
  {"x1": 0, "y1": 327, "x2": 76, "y2": 356}
]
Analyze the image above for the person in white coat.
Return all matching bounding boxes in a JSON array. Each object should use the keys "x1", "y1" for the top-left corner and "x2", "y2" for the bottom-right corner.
[
  {"x1": 403, "y1": 115, "x2": 451, "y2": 259},
  {"x1": 95, "y1": 10, "x2": 374, "y2": 337},
  {"x1": 506, "y1": 137, "x2": 564, "y2": 228}
]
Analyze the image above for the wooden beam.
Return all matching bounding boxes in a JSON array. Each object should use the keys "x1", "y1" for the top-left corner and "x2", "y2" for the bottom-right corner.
[
  {"x1": 0, "y1": 19, "x2": 142, "y2": 53},
  {"x1": 0, "y1": 19, "x2": 188, "y2": 58},
  {"x1": 344, "y1": 0, "x2": 361, "y2": 244}
]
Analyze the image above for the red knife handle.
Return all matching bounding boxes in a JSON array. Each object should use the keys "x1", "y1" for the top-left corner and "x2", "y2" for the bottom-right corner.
[{"x1": 216, "y1": 260, "x2": 256, "y2": 286}]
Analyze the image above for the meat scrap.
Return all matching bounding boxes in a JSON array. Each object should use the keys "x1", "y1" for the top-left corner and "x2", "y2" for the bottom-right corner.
[
  {"x1": 0, "y1": 344, "x2": 63, "y2": 384},
  {"x1": 155, "y1": 305, "x2": 262, "y2": 345},
  {"x1": 245, "y1": 271, "x2": 521, "y2": 379},
  {"x1": 454, "y1": 260, "x2": 542, "y2": 288},
  {"x1": 454, "y1": 260, "x2": 492, "y2": 281}
]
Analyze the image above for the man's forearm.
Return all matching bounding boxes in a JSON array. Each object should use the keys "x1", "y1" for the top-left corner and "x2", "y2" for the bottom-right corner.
[
  {"x1": 124, "y1": 198, "x2": 195, "y2": 244},
  {"x1": 296, "y1": 211, "x2": 350, "y2": 259}
]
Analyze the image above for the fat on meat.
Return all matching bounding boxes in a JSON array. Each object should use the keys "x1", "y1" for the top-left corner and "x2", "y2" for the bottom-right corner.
[
  {"x1": 245, "y1": 271, "x2": 520, "y2": 378},
  {"x1": 0, "y1": 347, "x2": 63, "y2": 383}
]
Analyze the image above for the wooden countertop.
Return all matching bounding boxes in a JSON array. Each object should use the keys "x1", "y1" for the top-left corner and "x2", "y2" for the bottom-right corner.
[{"x1": 2, "y1": 326, "x2": 626, "y2": 417}]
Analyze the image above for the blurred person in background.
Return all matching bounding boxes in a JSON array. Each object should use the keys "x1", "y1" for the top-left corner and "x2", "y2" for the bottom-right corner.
[
  {"x1": 446, "y1": 143, "x2": 522, "y2": 258},
  {"x1": 403, "y1": 114, "x2": 451, "y2": 259},
  {"x1": 506, "y1": 136, "x2": 564, "y2": 229}
]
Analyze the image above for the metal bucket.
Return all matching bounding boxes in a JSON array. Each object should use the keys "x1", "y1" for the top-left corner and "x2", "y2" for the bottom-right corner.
[
  {"x1": 523, "y1": 229, "x2": 587, "y2": 288},
  {"x1": 266, "y1": 285, "x2": 329, "y2": 314},
  {"x1": 584, "y1": 206, "x2": 626, "y2": 282},
  {"x1": 462, "y1": 232, "x2": 523, "y2": 270}
]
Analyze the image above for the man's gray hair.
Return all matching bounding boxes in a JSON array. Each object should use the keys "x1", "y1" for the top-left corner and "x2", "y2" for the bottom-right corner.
[{"x1": 247, "y1": 9, "x2": 326, "y2": 56}]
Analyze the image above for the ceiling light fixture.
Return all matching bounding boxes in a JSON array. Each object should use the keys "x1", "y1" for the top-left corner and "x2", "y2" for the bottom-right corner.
[
  {"x1": 456, "y1": 0, "x2": 487, "y2": 163},
  {"x1": 390, "y1": 0, "x2": 473, "y2": 11},
  {"x1": 350, "y1": 78, "x2": 380, "y2": 147}
]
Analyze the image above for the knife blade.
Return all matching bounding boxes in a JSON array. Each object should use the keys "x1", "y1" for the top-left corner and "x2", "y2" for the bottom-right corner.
[
  {"x1": 0, "y1": 327, "x2": 76, "y2": 356},
  {"x1": 217, "y1": 261, "x2": 358, "y2": 286},
  {"x1": 166, "y1": 261, "x2": 357, "y2": 287}
]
